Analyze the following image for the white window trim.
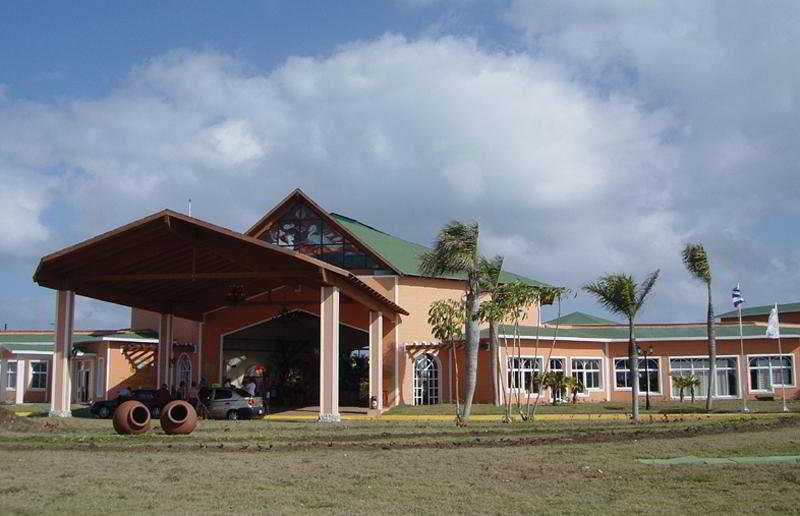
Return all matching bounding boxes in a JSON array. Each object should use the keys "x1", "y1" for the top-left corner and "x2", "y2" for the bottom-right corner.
[
  {"x1": 613, "y1": 356, "x2": 662, "y2": 395},
  {"x1": 28, "y1": 360, "x2": 48, "y2": 391},
  {"x1": 504, "y1": 354, "x2": 544, "y2": 394},
  {"x1": 413, "y1": 353, "x2": 441, "y2": 405},
  {"x1": 570, "y1": 357, "x2": 605, "y2": 395},
  {"x1": 5, "y1": 360, "x2": 18, "y2": 391},
  {"x1": 667, "y1": 354, "x2": 740, "y2": 400},
  {"x1": 746, "y1": 353, "x2": 796, "y2": 392}
]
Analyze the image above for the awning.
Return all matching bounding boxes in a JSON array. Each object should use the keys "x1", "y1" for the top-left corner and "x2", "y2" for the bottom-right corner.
[{"x1": 34, "y1": 210, "x2": 408, "y2": 321}]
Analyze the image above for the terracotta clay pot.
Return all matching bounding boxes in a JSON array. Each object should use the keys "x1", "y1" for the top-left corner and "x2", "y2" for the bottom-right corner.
[
  {"x1": 112, "y1": 400, "x2": 152, "y2": 435},
  {"x1": 160, "y1": 400, "x2": 198, "y2": 435}
]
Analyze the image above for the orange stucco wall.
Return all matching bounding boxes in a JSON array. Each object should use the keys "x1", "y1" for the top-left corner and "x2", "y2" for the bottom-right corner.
[{"x1": 106, "y1": 342, "x2": 156, "y2": 397}]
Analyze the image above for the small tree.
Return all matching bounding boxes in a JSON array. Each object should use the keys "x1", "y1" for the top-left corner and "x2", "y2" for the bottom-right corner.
[
  {"x1": 686, "y1": 375, "x2": 702, "y2": 403},
  {"x1": 428, "y1": 298, "x2": 466, "y2": 423},
  {"x1": 672, "y1": 375, "x2": 692, "y2": 402},
  {"x1": 564, "y1": 376, "x2": 584, "y2": 404},
  {"x1": 542, "y1": 371, "x2": 569, "y2": 406},
  {"x1": 583, "y1": 271, "x2": 660, "y2": 422},
  {"x1": 478, "y1": 256, "x2": 505, "y2": 406}
]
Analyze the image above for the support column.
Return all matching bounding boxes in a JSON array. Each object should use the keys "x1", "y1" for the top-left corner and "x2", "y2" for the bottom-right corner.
[
  {"x1": 50, "y1": 290, "x2": 74, "y2": 417},
  {"x1": 158, "y1": 314, "x2": 174, "y2": 389},
  {"x1": 0, "y1": 358, "x2": 6, "y2": 403},
  {"x1": 368, "y1": 311, "x2": 384, "y2": 413},
  {"x1": 15, "y1": 359, "x2": 24, "y2": 404},
  {"x1": 319, "y1": 286, "x2": 340, "y2": 422}
]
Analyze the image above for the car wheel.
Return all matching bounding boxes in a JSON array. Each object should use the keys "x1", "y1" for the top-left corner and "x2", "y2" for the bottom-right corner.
[
  {"x1": 151, "y1": 406, "x2": 160, "y2": 419},
  {"x1": 97, "y1": 406, "x2": 111, "y2": 418},
  {"x1": 226, "y1": 410, "x2": 239, "y2": 421}
]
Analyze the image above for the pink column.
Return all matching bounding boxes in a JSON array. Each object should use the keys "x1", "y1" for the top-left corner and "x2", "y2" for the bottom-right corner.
[
  {"x1": 319, "y1": 286, "x2": 340, "y2": 422},
  {"x1": 368, "y1": 311, "x2": 384, "y2": 413},
  {"x1": 158, "y1": 314, "x2": 173, "y2": 389},
  {"x1": 50, "y1": 290, "x2": 74, "y2": 417}
]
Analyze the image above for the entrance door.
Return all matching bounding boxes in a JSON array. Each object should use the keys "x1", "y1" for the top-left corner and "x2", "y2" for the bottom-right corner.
[{"x1": 413, "y1": 354, "x2": 439, "y2": 405}]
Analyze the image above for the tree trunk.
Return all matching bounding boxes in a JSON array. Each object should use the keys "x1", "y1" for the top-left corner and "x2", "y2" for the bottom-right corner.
[
  {"x1": 630, "y1": 321, "x2": 640, "y2": 422},
  {"x1": 705, "y1": 284, "x2": 716, "y2": 411},
  {"x1": 461, "y1": 271, "x2": 481, "y2": 422},
  {"x1": 680, "y1": 387, "x2": 684, "y2": 402},
  {"x1": 490, "y1": 320, "x2": 500, "y2": 405}
]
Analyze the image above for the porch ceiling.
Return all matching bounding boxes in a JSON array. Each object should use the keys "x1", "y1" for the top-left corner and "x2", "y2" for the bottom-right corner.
[{"x1": 33, "y1": 210, "x2": 408, "y2": 321}]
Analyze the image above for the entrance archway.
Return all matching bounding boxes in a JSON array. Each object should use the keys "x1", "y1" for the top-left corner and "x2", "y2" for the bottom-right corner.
[
  {"x1": 222, "y1": 310, "x2": 369, "y2": 410},
  {"x1": 413, "y1": 353, "x2": 440, "y2": 405}
]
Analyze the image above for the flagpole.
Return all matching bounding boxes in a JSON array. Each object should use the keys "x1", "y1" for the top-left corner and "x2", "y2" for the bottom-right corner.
[
  {"x1": 738, "y1": 305, "x2": 749, "y2": 413},
  {"x1": 776, "y1": 333, "x2": 789, "y2": 412}
]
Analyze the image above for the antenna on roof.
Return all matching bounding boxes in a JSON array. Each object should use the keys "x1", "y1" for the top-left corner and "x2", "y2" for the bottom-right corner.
[{"x1": 188, "y1": 198, "x2": 192, "y2": 217}]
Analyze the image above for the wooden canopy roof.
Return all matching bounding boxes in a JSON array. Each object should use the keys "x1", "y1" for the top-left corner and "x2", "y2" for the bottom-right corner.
[{"x1": 33, "y1": 210, "x2": 408, "y2": 321}]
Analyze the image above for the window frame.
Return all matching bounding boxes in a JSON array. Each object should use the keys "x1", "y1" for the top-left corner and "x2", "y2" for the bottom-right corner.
[
  {"x1": 413, "y1": 353, "x2": 440, "y2": 405},
  {"x1": 570, "y1": 357, "x2": 605, "y2": 394},
  {"x1": 29, "y1": 360, "x2": 48, "y2": 391},
  {"x1": 747, "y1": 353, "x2": 795, "y2": 392},
  {"x1": 613, "y1": 356, "x2": 662, "y2": 395},
  {"x1": 668, "y1": 355, "x2": 740, "y2": 399},
  {"x1": 5, "y1": 360, "x2": 17, "y2": 391},
  {"x1": 505, "y1": 355, "x2": 543, "y2": 394}
]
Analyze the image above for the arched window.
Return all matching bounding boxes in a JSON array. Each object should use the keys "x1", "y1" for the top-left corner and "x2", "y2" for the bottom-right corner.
[
  {"x1": 413, "y1": 354, "x2": 439, "y2": 405},
  {"x1": 177, "y1": 354, "x2": 192, "y2": 387}
]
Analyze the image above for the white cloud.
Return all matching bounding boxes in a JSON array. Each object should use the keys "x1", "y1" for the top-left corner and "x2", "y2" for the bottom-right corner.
[{"x1": 1, "y1": 23, "x2": 797, "y2": 327}]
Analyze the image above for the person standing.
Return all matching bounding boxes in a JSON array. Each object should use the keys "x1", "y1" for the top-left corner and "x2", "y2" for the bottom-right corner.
[{"x1": 245, "y1": 377, "x2": 256, "y2": 396}]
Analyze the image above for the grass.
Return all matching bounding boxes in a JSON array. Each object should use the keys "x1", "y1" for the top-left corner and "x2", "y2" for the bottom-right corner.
[
  {"x1": 1, "y1": 408, "x2": 800, "y2": 514},
  {"x1": 386, "y1": 399, "x2": 800, "y2": 415}
]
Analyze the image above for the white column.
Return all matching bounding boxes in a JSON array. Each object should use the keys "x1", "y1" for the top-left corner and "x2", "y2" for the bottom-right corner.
[
  {"x1": 158, "y1": 314, "x2": 174, "y2": 389},
  {"x1": 319, "y1": 286, "x2": 340, "y2": 422},
  {"x1": 50, "y1": 290, "x2": 75, "y2": 417},
  {"x1": 368, "y1": 311, "x2": 384, "y2": 412},
  {"x1": 0, "y1": 358, "x2": 6, "y2": 403},
  {"x1": 15, "y1": 359, "x2": 24, "y2": 404}
]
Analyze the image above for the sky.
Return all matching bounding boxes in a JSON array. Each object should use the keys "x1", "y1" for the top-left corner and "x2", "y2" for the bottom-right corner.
[{"x1": 1, "y1": 0, "x2": 799, "y2": 329}]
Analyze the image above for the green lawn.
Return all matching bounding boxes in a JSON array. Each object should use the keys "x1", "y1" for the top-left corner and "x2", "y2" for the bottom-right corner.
[{"x1": 1, "y1": 408, "x2": 799, "y2": 514}]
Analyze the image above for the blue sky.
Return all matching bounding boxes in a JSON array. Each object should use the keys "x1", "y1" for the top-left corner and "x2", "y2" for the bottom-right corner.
[{"x1": 2, "y1": 1, "x2": 799, "y2": 328}]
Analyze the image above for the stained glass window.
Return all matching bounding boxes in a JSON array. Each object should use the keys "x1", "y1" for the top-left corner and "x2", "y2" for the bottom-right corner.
[{"x1": 260, "y1": 201, "x2": 382, "y2": 270}]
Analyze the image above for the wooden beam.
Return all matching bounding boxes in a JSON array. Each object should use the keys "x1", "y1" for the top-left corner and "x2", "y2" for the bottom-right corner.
[{"x1": 73, "y1": 271, "x2": 319, "y2": 282}]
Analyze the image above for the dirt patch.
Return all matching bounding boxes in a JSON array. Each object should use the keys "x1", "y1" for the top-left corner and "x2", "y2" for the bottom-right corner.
[
  {"x1": 0, "y1": 407, "x2": 44, "y2": 432},
  {"x1": 0, "y1": 407, "x2": 17, "y2": 425}
]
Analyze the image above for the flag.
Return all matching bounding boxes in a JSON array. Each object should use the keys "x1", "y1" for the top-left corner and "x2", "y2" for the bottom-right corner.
[
  {"x1": 766, "y1": 303, "x2": 780, "y2": 339},
  {"x1": 732, "y1": 284, "x2": 745, "y2": 308}
]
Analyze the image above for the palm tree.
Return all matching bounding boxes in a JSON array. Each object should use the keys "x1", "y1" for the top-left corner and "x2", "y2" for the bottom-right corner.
[
  {"x1": 672, "y1": 375, "x2": 693, "y2": 402},
  {"x1": 583, "y1": 271, "x2": 660, "y2": 422},
  {"x1": 681, "y1": 243, "x2": 716, "y2": 410},
  {"x1": 564, "y1": 376, "x2": 584, "y2": 404},
  {"x1": 686, "y1": 375, "x2": 702, "y2": 403},
  {"x1": 542, "y1": 371, "x2": 569, "y2": 406},
  {"x1": 420, "y1": 221, "x2": 481, "y2": 422},
  {"x1": 478, "y1": 256, "x2": 505, "y2": 406}
]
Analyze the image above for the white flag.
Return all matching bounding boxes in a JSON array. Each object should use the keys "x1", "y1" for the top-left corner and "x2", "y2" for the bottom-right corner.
[{"x1": 766, "y1": 303, "x2": 780, "y2": 339}]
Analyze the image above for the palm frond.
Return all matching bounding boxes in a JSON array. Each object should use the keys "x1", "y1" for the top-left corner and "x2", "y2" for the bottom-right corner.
[
  {"x1": 582, "y1": 274, "x2": 636, "y2": 319},
  {"x1": 634, "y1": 269, "x2": 660, "y2": 311},
  {"x1": 681, "y1": 243, "x2": 711, "y2": 284},
  {"x1": 419, "y1": 221, "x2": 479, "y2": 277},
  {"x1": 478, "y1": 255, "x2": 504, "y2": 292}
]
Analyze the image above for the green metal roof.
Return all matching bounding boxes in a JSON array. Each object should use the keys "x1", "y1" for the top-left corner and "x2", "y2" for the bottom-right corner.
[
  {"x1": 330, "y1": 213, "x2": 548, "y2": 286},
  {"x1": 481, "y1": 323, "x2": 800, "y2": 341},
  {"x1": 545, "y1": 311, "x2": 620, "y2": 326},
  {"x1": 0, "y1": 330, "x2": 158, "y2": 354},
  {"x1": 717, "y1": 302, "x2": 800, "y2": 320}
]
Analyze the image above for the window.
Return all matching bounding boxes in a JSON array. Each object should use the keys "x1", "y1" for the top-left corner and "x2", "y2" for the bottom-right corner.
[
  {"x1": 749, "y1": 355, "x2": 794, "y2": 391},
  {"x1": 6, "y1": 362, "x2": 17, "y2": 390},
  {"x1": 507, "y1": 357, "x2": 542, "y2": 393},
  {"x1": 177, "y1": 354, "x2": 192, "y2": 388},
  {"x1": 260, "y1": 201, "x2": 382, "y2": 270},
  {"x1": 571, "y1": 359, "x2": 602, "y2": 390},
  {"x1": 670, "y1": 357, "x2": 738, "y2": 398},
  {"x1": 30, "y1": 362, "x2": 48, "y2": 390},
  {"x1": 214, "y1": 388, "x2": 233, "y2": 400},
  {"x1": 414, "y1": 354, "x2": 439, "y2": 405},
  {"x1": 614, "y1": 358, "x2": 659, "y2": 393}
]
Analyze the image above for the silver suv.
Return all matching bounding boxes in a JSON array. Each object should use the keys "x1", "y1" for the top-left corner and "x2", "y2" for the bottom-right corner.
[{"x1": 199, "y1": 387, "x2": 265, "y2": 420}]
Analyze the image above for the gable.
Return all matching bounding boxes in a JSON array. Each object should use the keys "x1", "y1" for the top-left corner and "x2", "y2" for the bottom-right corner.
[{"x1": 257, "y1": 198, "x2": 395, "y2": 272}]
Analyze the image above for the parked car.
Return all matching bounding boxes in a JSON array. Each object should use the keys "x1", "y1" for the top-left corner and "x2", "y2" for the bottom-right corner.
[
  {"x1": 199, "y1": 387, "x2": 265, "y2": 420},
  {"x1": 90, "y1": 389, "x2": 165, "y2": 419}
]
